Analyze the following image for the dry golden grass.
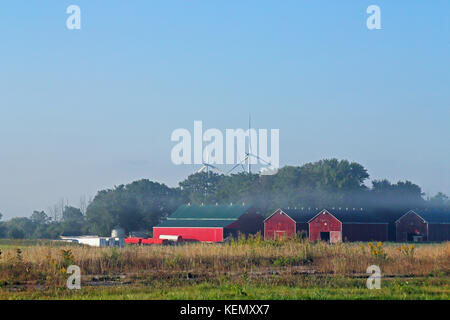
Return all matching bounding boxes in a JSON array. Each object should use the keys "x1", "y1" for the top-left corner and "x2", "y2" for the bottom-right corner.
[{"x1": 1, "y1": 238, "x2": 449, "y2": 287}]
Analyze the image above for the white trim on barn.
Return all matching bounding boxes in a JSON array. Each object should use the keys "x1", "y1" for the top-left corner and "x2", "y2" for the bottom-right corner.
[
  {"x1": 264, "y1": 208, "x2": 296, "y2": 224},
  {"x1": 307, "y1": 209, "x2": 341, "y2": 224},
  {"x1": 395, "y1": 210, "x2": 427, "y2": 224}
]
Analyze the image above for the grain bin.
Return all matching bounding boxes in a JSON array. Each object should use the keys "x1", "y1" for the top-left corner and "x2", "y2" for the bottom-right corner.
[{"x1": 111, "y1": 226, "x2": 125, "y2": 238}]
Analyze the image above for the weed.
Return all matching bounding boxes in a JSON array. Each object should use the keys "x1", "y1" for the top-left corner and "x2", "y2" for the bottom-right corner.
[
  {"x1": 397, "y1": 245, "x2": 415, "y2": 258},
  {"x1": 367, "y1": 242, "x2": 388, "y2": 260},
  {"x1": 60, "y1": 249, "x2": 75, "y2": 267},
  {"x1": 16, "y1": 249, "x2": 23, "y2": 262}
]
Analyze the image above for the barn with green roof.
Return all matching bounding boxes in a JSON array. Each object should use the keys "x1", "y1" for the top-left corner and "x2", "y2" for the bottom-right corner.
[{"x1": 153, "y1": 204, "x2": 264, "y2": 242}]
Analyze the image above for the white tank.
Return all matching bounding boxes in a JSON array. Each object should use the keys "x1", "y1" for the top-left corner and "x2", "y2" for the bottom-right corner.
[{"x1": 159, "y1": 235, "x2": 182, "y2": 242}]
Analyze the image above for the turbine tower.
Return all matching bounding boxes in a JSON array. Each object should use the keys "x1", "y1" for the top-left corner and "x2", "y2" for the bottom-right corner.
[
  {"x1": 248, "y1": 114, "x2": 251, "y2": 174},
  {"x1": 196, "y1": 142, "x2": 227, "y2": 175},
  {"x1": 227, "y1": 114, "x2": 272, "y2": 175}
]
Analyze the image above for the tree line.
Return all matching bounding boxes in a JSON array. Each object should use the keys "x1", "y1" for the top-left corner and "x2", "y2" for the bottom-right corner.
[{"x1": 0, "y1": 159, "x2": 448, "y2": 238}]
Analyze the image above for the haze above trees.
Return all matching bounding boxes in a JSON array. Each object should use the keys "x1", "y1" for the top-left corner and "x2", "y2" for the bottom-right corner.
[{"x1": 0, "y1": 159, "x2": 448, "y2": 238}]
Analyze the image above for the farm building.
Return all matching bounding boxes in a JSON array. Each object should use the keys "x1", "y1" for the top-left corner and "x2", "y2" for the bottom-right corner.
[
  {"x1": 371, "y1": 208, "x2": 406, "y2": 241},
  {"x1": 309, "y1": 209, "x2": 388, "y2": 243},
  {"x1": 265, "y1": 208, "x2": 388, "y2": 242},
  {"x1": 264, "y1": 208, "x2": 317, "y2": 239},
  {"x1": 153, "y1": 204, "x2": 264, "y2": 242},
  {"x1": 59, "y1": 226, "x2": 126, "y2": 247},
  {"x1": 395, "y1": 210, "x2": 450, "y2": 242},
  {"x1": 60, "y1": 235, "x2": 125, "y2": 247}
]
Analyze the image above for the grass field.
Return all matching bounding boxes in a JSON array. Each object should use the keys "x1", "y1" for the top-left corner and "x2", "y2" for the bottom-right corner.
[{"x1": 0, "y1": 237, "x2": 448, "y2": 300}]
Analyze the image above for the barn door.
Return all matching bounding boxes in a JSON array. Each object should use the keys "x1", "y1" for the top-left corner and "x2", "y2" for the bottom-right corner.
[
  {"x1": 330, "y1": 231, "x2": 342, "y2": 243},
  {"x1": 275, "y1": 231, "x2": 287, "y2": 240}
]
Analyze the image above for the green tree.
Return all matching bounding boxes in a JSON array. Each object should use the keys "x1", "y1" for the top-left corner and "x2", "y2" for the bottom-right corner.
[
  {"x1": 9, "y1": 227, "x2": 25, "y2": 239},
  {"x1": 371, "y1": 179, "x2": 424, "y2": 209},
  {"x1": 86, "y1": 179, "x2": 183, "y2": 236},
  {"x1": 30, "y1": 210, "x2": 50, "y2": 226},
  {"x1": 5, "y1": 217, "x2": 36, "y2": 238},
  {"x1": 178, "y1": 159, "x2": 372, "y2": 212},
  {"x1": 429, "y1": 192, "x2": 449, "y2": 207},
  {"x1": 0, "y1": 212, "x2": 5, "y2": 238},
  {"x1": 61, "y1": 206, "x2": 85, "y2": 236},
  {"x1": 180, "y1": 172, "x2": 224, "y2": 204}
]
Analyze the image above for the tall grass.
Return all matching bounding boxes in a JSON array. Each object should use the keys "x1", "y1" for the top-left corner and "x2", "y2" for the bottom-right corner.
[{"x1": 1, "y1": 237, "x2": 449, "y2": 288}]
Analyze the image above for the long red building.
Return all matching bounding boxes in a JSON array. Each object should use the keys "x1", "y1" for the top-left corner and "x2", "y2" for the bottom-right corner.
[
  {"x1": 153, "y1": 204, "x2": 264, "y2": 242},
  {"x1": 265, "y1": 208, "x2": 388, "y2": 242}
]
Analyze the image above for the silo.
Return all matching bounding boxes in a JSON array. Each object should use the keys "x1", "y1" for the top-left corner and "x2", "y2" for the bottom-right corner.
[{"x1": 111, "y1": 225, "x2": 125, "y2": 238}]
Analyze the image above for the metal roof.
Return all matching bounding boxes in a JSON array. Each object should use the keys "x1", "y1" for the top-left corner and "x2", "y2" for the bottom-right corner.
[
  {"x1": 154, "y1": 204, "x2": 252, "y2": 228},
  {"x1": 155, "y1": 219, "x2": 233, "y2": 228}
]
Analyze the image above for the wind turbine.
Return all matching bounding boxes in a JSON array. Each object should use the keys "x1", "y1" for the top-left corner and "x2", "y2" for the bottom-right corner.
[
  {"x1": 195, "y1": 142, "x2": 228, "y2": 203},
  {"x1": 196, "y1": 142, "x2": 227, "y2": 175},
  {"x1": 227, "y1": 152, "x2": 273, "y2": 175},
  {"x1": 227, "y1": 114, "x2": 273, "y2": 175}
]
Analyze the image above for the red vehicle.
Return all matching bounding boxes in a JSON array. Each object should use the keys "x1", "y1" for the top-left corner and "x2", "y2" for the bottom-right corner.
[{"x1": 125, "y1": 237, "x2": 168, "y2": 245}]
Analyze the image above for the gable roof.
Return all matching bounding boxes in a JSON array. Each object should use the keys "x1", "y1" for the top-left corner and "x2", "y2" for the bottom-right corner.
[
  {"x1": 397, "y1": 210, "x2": 450, "y2": 224},
  {"x1": 155, "y1": 204, "x2": 252, "y2": 228},
  {"x1": 268, "y1": 208, "x2": 386, "y2": 224}
]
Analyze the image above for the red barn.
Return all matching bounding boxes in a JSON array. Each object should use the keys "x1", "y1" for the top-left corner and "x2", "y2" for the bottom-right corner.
[
  {"x1": 309, "y1": 209, "x2": 388, "y2": 242},
  {"x1": 153, "y1": 204, "x2": 264, "y2": 242},
  {"x1": 264, "y1": 208, "x2": 316, "y2": 239},
  {"x1": 396, "y1": 210, "x2": 450, "y2": 242},
  {"x1": 308, "y1": 210, "x2": 342, "y2": 243},
  {"x1": 265, "y1": 208, "x2": 388, "y2": 242}
]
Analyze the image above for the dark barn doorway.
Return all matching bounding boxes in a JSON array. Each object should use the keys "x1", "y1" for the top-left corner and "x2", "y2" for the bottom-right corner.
[{"x1": 320, "y1": 232, "x2": 330, "y2": 242}]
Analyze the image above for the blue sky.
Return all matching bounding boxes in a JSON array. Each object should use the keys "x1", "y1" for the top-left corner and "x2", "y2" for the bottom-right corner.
[{"x1": 0, "y1": 1, "x2": 449, "y2": 218}]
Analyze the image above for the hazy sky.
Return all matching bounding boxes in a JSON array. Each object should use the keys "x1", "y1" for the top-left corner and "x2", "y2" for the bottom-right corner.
[{"x1": 0, "y1": 1, "x2": 449, "y2": 219}]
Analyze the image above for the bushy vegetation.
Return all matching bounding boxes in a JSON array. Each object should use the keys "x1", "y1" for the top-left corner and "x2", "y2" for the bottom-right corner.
[
  {"x1": 0, "y1": 238, "x2": 448, "y2": 283},
  {"x1": 0, "y1": 207, "x2": 86, "y2": 239}
]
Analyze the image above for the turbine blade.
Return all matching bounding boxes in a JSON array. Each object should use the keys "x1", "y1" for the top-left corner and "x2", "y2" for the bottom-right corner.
[{"x1": 197, "y1": 166, "x2": 206, "y2": 173}]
